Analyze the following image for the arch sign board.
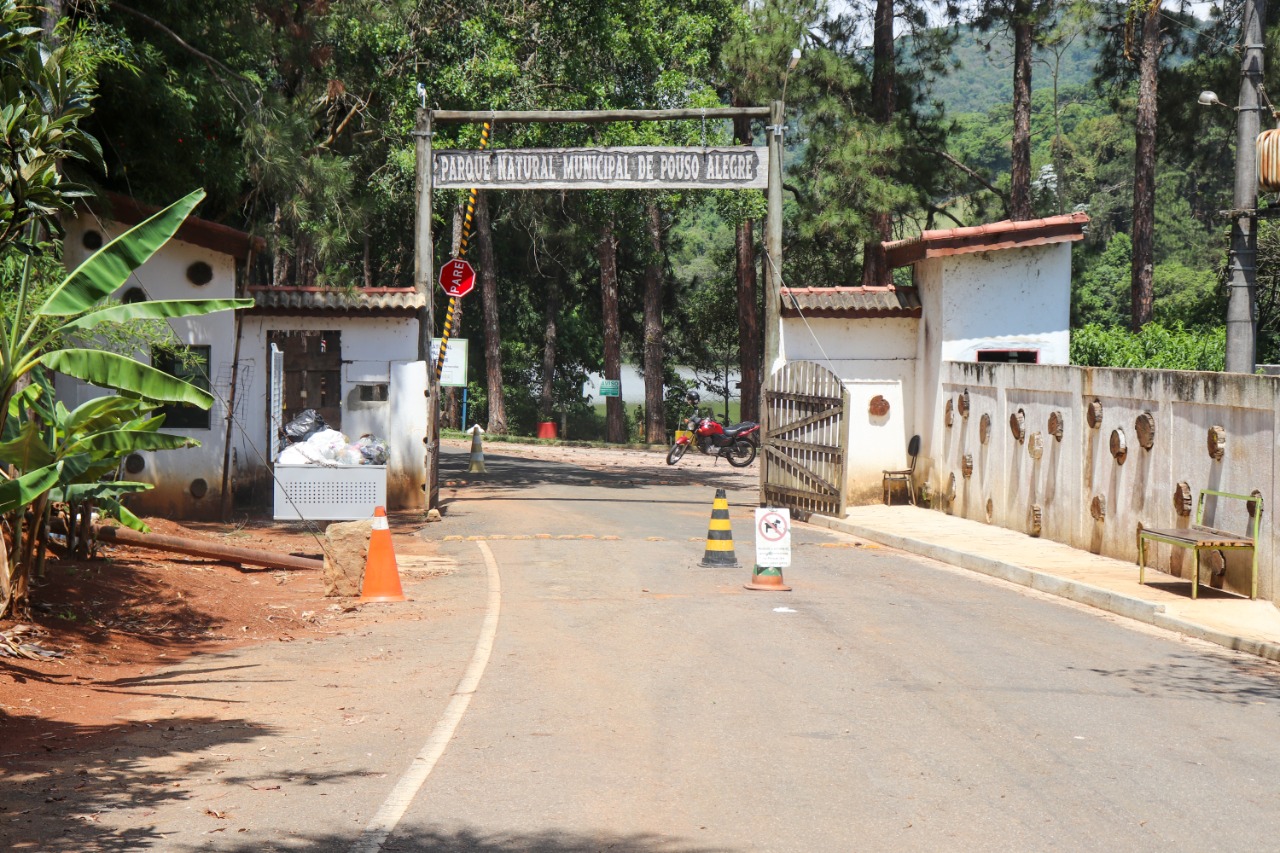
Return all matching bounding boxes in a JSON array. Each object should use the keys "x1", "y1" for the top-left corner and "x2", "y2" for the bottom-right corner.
[{"x1": 433, "y1": 146, "x2": 769, "y2": 191}]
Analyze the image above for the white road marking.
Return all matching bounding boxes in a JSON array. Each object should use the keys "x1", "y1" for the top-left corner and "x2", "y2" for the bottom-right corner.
[
  {"x1": 351, "y1": 541, "x2": 502, "y2": 853},
  {"x1": 773, "y1": 607, "x2": 797, "y2": 613}
]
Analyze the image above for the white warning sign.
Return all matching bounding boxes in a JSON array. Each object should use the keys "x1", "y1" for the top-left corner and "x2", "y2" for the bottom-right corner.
[{"x1": 755, "y1": 507, "x2": 792, "y2": 568}]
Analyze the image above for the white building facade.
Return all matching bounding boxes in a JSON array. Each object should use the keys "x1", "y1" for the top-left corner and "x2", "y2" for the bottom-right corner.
[
  {"x1": 60, "y1": 196, "x2": 428, "y2": 519},
  {"x1": 777, "y1": 213, "x2": 1087, "y2": 505}
]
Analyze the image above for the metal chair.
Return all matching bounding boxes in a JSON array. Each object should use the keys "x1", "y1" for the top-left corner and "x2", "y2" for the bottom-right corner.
[{"x1": 882, "y1": 435, "x2": 921, "y2": 506}]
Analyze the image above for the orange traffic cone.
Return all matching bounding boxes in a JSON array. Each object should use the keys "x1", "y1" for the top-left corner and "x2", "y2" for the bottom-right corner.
[
  {"x1": 744, "y1": 564, "x2": 791, "y2": 592},
  {"x1": 359, "y1": 506, "x2": 405, "y2": 602}
]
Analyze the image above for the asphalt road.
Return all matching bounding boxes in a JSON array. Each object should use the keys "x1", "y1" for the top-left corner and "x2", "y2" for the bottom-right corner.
[{"x1": 9, "y1": 444, "x2": 1280, "y2": 852}]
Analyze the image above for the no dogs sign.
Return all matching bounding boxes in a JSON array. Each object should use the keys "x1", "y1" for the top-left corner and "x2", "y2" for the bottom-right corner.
[{"x1": 755, "y1": 507, "x2": 791, "y2": 568}]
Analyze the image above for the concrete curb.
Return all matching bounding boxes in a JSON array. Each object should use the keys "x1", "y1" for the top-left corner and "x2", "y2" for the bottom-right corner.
[{"x1": 809, "y1": 514, "x2": 1280, "y2": 664}]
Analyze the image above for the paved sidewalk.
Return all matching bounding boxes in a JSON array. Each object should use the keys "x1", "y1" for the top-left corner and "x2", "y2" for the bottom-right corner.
[{"x1": 810, "y1": 504, "x2": 1280, "y2": 663}]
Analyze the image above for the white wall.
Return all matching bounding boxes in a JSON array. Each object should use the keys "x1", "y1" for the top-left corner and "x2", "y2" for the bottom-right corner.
[
  {"x1": 935, "y1": 243, "x2": 1072, "y2": 364},
  {"x1": 59, "y1": 216, "x2": 239, "y2": 518},
  {"x1": 779, "y1": 315, "x2": 921, "y2": 503},
  {"x1": 930, "y1": 362, "x2": 1280, "y2": 603}
]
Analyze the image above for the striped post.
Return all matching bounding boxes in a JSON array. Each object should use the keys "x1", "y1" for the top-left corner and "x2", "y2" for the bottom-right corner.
[
  {"x1": 699, "y1": 489, "x2": 740, "y2": 567},
  {"x1": 436, "y1": 121, "x2": 491, "y2": 383}
]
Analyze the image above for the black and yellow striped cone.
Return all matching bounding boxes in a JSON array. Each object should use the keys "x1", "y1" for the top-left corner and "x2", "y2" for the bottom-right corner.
[{"x1": 699, "y1": 488, "x2": 739, "y2": 567}]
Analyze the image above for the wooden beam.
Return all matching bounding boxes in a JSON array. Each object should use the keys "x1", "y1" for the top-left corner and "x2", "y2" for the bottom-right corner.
[{"x1": 431, "y1": 107, "x2": 770, "y2": 125}]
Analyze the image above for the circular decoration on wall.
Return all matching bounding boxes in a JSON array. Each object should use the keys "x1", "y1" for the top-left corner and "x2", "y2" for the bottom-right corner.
[
  {"x1": 1090, "y1": 494, "x2": 1107, "y2": 521},
  {"x1": 1029, "y1": 504, "x2": 1043, "y2": 537},
  {"x1": 945, "y1": 399, "x2": 954, "y2": 427},
  {"x1": 979, "y1": 413, "x2": 992, "y2": 445},
  {"x1": 1009, "y1": 408, "x2": 1026, "y2": 443},
  {"x1": 1086, "y1": 398, "x2": 1103, "y2": 429},
  {"x1": 957, "y1": 389, "x2": 970, "y2": 418},
  {"x1": 962, "y1": 453, "x2": 974, "y2": 479},
  {"x1": 946, "y1": 473, "x2": 957, "y2": 505},
  {"x1": 124, "y1": 454, "x2": 145, "y2": 475},
  {"x1": 1048, "y1": 411, "x2": 1064, "y2": 441},
  {"x1": 1135, "y1": 412, "x2": 1156, "y2": 450},
  {"x1": 985, "y1": 498, "x2": 994, "y2": 523},
  {"x1": 190, "y1": 478, "x2": 209, "y2": 499},
  {"x1": 1248, "y1": 489, "x2": 1264, "y2": 518},
  {"x1": 1028, "y1": 432, "x2": 1044, "y2": 460},
  {"x1": 869, "y1": 395, "x2": 890, "y2": 417},
  {"x1": 1173, "y1": 482, "x2": 1193, "y2": 517},
  {"x1": 1110, "y1": 429, "x2": 1128, "y2": 464},
  {"x1": 82, "y1": 230, "x2": 103, "y2": 250},
  {"x1": 122, "y1": 287, "x2": 147, "y2": 304},
  {"x1": 1208, "y1": 425, "x2": 1226, "y2": 461},
  {"x1": 186, "y1": 261, "x2": 214, "y2": 286}
]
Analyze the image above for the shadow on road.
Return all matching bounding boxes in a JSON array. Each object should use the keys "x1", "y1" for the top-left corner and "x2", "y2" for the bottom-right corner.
[
  {"x1": 438, "y1": 448, "x2": 755, "y2": 501},
  {"x1": 1, "y1": 714, "x2": 284, "y2": 852},
  {"x1": 1085, "y1": 651, "x2": 1280, "y2": 705},
  {"x1": 203, "y1": 827, "x2": 737, "y2": 852}
]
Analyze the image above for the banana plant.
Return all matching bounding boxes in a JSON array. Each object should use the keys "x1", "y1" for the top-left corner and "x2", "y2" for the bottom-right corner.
[
  {"x1": 0, "y1": 188, "x2": 253, "y2": 438},
  {"x1": 0, "y1": 188, "x2": 252, "y2": 616}
]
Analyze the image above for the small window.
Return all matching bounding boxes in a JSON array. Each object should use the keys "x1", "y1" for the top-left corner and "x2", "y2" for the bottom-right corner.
[
  {"x1": 186, "y1": 261, "x2": 214, "y2": 286},
  {"x1": 359, "y1": 384, "x2": 389, "y2": 402},
  {"x1": 153, "y1": 346, "x2": 212, "y2": 430},
  {"x1": 977, "y1": 349, "x2": 1039, "y2": 364},
  {"x1": 82, "y1": 230, "x2": 103, "y2": 250}
]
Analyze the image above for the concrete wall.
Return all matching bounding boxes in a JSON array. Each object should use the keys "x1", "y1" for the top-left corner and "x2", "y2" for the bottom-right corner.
[
  {"x1": 780, "y1": 317, "x2": 919, "y2": 503},
  {"x1": 927, "y1": 362, "x2": 1278, "y2": 603}
]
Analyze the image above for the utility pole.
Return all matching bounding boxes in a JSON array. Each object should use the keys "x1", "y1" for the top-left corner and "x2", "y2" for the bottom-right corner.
[
  {"x1": 1226, "y1": 0, "x2": 1266, "y2": 374},
  {"x1": 414, "y1": 107, "x2": 439, "y2": 509}
]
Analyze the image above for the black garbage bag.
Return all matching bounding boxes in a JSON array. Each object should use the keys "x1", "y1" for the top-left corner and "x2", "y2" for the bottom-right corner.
[{"x1": 282, "y1": 409, "x2": 326, "y2": 444}]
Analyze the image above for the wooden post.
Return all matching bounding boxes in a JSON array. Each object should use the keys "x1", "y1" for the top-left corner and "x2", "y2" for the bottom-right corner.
[
  {"x1": 763, "y1": 99, "x2": 783, "y2": 379},
  {"x1": 414, "y1": 108, "x2": 439, "y2": 510},
  {"x1": 760, "y1": 100, "x2": 784, "y2": 505}
]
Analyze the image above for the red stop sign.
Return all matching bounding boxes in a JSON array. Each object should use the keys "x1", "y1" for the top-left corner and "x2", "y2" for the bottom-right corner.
[{"x1": 438, "y1": 258, "x2": 476, "y2": 298}]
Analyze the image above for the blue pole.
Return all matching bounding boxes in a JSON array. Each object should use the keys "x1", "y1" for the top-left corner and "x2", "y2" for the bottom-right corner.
[{"x1": 461, "y1": 387, "x2": 469, "y2": 430}]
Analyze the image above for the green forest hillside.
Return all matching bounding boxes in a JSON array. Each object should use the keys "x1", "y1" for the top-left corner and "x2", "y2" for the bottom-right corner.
[{"x1": 921, "y1": 25, "x2": 1101, "y2": 116}]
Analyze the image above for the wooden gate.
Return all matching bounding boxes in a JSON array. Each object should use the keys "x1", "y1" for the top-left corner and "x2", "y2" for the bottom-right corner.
[{"x1": 762, "y1": 361, "x2": 849, "y2": 519}]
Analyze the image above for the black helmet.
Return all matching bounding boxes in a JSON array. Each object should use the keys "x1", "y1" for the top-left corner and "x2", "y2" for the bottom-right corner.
[{"x1": 685, "y1": 390, "x2": 701, "y2": 406}]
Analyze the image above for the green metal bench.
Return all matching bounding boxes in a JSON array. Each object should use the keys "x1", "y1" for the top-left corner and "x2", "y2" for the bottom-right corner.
[{"x1": 1138, "y1": 489, "x2": 1263, "y2": 600}]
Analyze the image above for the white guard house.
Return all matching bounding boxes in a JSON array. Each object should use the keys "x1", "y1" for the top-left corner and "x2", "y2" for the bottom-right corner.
[
  {"x1": 776, "y1": 212, "x2": 1087, "y2": 505},
  {"x1": 59, "y1": 195, "x2": 428, "y2": 520}
]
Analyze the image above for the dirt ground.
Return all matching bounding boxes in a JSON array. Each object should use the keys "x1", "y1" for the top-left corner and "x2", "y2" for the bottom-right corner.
[
  {"x1": 0, "y1": 441, "x2": 754, "y2": 765},
  {"x1": 0, "y1": 511, "x2": 433, "y2": 763}
]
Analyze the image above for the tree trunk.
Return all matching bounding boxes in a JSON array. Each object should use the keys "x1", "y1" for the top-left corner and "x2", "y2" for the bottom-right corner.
[
  {"x1": 1131, "y1": 3, "x2": 1162, "y2": 330},
  {"x1": 1010, "y1": 10, "x2": 1035, "y2": 221},
  {"x1": 642, "y1": 200, "x2": 665, "y2": 444},
  {"x1": 540, "y1": 275, "x2": 562, "y2": 421},
  {"x1": 733, "y1": 113, "x2": 761, "y2": 423},
  {"x1": 861, "y1": 0, "x2": 896, "y2": 287},
  {"x1": 474, "y1": 193, "x2": 507, "y2": 434},
  {"x1": 599, "y1": 219, "x2": 626, "y2": 443}
]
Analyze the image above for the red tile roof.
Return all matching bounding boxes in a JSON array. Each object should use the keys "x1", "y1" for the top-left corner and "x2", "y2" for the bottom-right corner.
[
  {"x1": 780, "y1": 285, "x2": 922, "y2": 319},
  {"x1": 86, "y1": 192, "x2": 265, "y2": 260},
  {"x1": 883, "y1": 212, "x2": 1088, "y2": 268}
]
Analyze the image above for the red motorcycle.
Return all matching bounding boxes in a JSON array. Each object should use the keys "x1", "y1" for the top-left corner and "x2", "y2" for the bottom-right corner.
[{"x1": 666, "y1": 391, "x2": 760, "y2": 468}]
